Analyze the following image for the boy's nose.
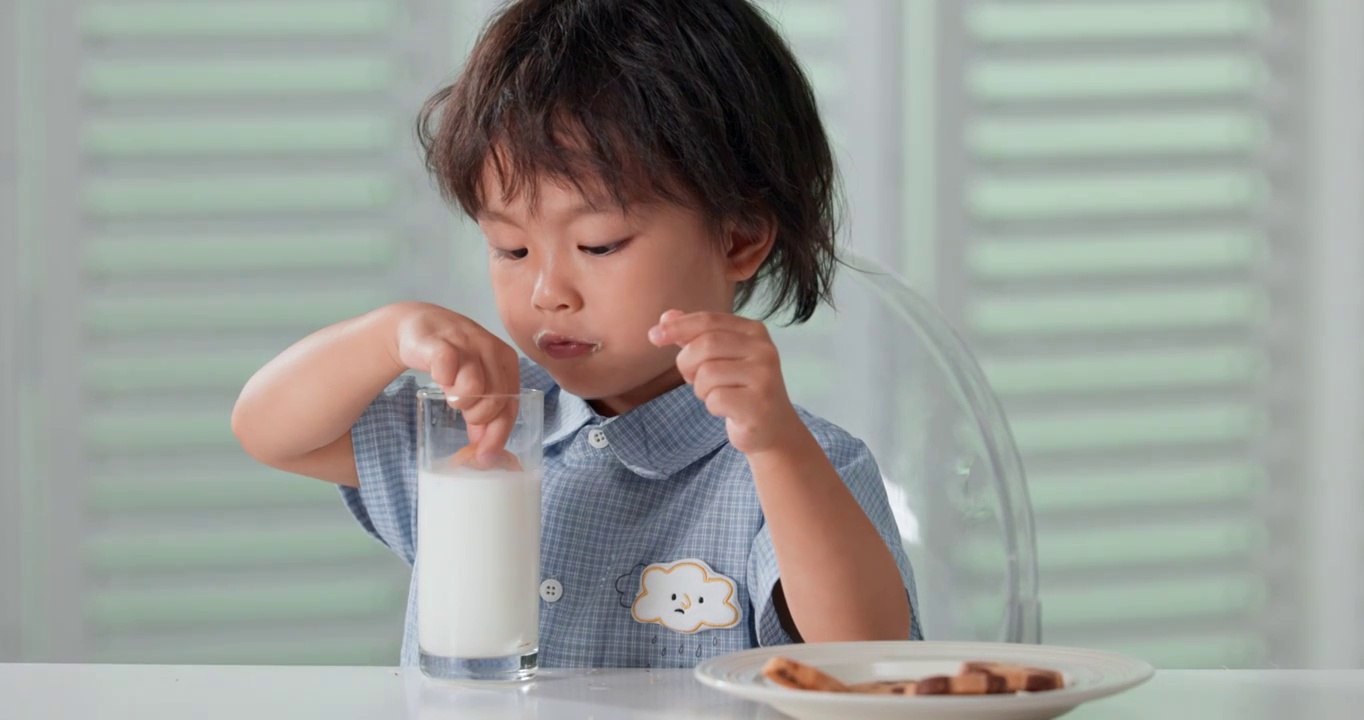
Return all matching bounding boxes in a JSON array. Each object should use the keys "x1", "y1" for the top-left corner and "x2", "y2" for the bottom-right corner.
[{"x1": 532, "y1": 263, "x2": 582, "y2": 312}]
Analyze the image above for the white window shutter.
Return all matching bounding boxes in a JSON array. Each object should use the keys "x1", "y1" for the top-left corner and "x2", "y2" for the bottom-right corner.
[
  {"x1": 929, "y1": 0, "x2": 1302, "y2": 667},
  {"x1": 19, "y1": 0, "x2": 461, "y2": 664}
]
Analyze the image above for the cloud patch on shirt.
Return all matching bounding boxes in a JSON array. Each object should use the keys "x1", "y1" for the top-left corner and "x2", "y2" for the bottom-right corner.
[{"x1": 631, "y1": 559, "x2": 740, "y2": 633}]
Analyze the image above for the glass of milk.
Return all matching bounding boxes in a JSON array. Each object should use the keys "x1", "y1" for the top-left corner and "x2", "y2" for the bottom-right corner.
[{"x1": 415, "y1": 387, "x2": 543, "y2": 682}]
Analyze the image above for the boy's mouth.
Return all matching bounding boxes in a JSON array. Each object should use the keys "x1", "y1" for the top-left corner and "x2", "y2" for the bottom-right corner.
[{"x1": 534, "y1": 331, "x2": 601, "y2": 360}]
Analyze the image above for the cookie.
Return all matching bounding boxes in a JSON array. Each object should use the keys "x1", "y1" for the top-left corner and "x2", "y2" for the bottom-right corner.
[
  {"x1": 760, "y1": 657, "x2": 850, "y2": 693},
  {"x1": 960, "y1": 661, "x2": 1064, "y2": 692},
  {"x1": 760, "y1": 656, "x2": 1063, "y2": 697},
  {"x1": 913, "y1": 671, "x2": 1006, "y2": 696}
]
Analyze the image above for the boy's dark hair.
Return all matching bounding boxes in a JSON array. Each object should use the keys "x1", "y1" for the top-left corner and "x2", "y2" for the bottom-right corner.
[{"x1": 418, "y1": 0, "x2": 841, "y2": 324}]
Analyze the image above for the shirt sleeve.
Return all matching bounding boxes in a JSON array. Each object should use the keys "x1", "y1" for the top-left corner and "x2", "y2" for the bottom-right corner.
[
  {"x1": 746, "y1": 439, "x2": 923, "y2": 646},
  {"x1": 338, "y1": 374, "x2": 420, "y2": 566}
]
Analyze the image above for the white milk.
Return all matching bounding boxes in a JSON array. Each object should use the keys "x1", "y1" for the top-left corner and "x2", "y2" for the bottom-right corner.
[{"x1": 416, "y1": 468, "x2": 541, "y2": 658}]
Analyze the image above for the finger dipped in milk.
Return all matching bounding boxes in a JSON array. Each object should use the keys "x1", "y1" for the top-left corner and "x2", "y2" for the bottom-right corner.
[{"x1": 446, "y1": 442, "x2": 523, "y2": 472}]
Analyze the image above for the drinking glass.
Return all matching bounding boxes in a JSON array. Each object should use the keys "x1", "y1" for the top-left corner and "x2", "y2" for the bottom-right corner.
[{"x1": 416, "y1": 387, "x2": 544, "y2": 682}]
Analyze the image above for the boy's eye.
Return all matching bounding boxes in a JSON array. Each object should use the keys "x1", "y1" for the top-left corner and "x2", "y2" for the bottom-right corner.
[
  {"x1": 493, "y1": 247, "x2": 528, "y2": 260},
  {"x1": 579, "y1": 239, "x2": 628, "y2": 256}
]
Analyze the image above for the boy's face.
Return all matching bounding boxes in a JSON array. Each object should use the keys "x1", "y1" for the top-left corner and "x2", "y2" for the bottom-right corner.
[{"x1": 476, "y1": 172, "x2": 743, "y2": 415}]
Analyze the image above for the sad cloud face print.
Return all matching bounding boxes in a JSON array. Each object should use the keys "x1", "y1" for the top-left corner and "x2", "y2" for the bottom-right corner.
[{"x1": 631, "y1": 559, "x2": 740, "y2": 633}]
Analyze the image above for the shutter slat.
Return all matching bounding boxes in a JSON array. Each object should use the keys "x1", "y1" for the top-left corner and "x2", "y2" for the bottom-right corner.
[
  {"x1": 970, "y1": 286, "x2": 1265, "y2": 335},
  {"x1": 970, "y1": 230, "x2": 1261, "y2": 279},
  {"x1": 970, "y1": 2, "x2": 1264, "y2": 42},
  {"x1": 87, "y1": 576, "x2": 404, "y2": 630},
  {"x1": 89, "y1": 467, "x2": 345, "y2": 513},
  {"x1": 1024, "y1": 574, "x2": 1265, "y2": 626},
  {"x1": 971, "y1": 55, "x2": 1263, "y2": 101},
  {"x1": 84, "y1": 352, "x2": 273, "y2": 394},
  {"x1": 85, "y1": 116, "x2": 394, "y2": 158},
  {"x1": 971, "y1": 112, "x2": 1264, "y2": 159},
  {"x1": 86, "y1": 173, "x2": 395, "y2": 217},
  {"x1": 1027, "y1": 461, "x2": 1265, "y2": 515},
  {"x1": 93, "y1": 624, "x2": 400, "y2": 665},
  {"x1": 87, "y1": 292, "x2": 389, "y2": 334},
  {"x1": 982, "y1": 347, "x2": 1262, "y2": 395},
  {"x1": 85, "y1": 234, "x2": 401, "y2": 276},
  {"x1": 971, "y1": 170, "x2": 1262, "y2": 220},
  {"x1": 959, "y1": 519, "x2": 1265, "y2": 573},
  {"x1": 1011, "y1": 403, "x2": 1262, "y2": 455},
  {"x1": 88, "y1": 526, "x2": 387, "y2": 573},
  {"x1": 84, "y1": 2, "x2": 394, "y2": 38},
  {"x1": 85, "y1": 58, "x2": 393, "y2": 98},
  {"x1": 86, "y1": 408, "x2": 235, "y2": 453}
]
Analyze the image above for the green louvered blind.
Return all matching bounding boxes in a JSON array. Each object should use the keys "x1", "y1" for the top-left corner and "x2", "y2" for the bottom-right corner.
[
  {"x1": 43, "y1": 0, "x2": 463, "y2": 664},
  {"x1": 929, "y1": 0, "x2": 1300, "y2": 667}
]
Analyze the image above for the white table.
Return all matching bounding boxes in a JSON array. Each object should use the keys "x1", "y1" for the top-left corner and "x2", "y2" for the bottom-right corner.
[{"x1": 4, "y1": 663, "x2": 1364, "y2": 719}]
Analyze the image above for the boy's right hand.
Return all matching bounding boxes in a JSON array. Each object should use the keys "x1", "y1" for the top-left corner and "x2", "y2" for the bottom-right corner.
[{"x1": 392, "y1": 304, "x2": 522, "y2": 460}]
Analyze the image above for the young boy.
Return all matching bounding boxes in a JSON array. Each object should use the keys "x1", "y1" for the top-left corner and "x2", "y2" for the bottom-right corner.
[{"x1": 232, "y1": 0, "x2": 920, "y2": 668}]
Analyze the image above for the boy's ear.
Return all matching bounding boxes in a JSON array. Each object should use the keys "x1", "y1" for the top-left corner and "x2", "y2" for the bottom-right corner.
[{"x1": 724, "y1": 215, "x2": 777, "y2": 282}]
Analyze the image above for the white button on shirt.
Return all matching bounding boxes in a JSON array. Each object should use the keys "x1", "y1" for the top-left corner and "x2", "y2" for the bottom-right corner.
[
  {"x1": 540, "y1": 579, "x2": 564, "y2": 603},
  {"x1": 587, "y1": 428, "x2": 610, "y2": 449}
]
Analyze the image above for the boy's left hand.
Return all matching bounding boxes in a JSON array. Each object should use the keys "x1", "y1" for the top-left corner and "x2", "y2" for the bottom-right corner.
[{"x1": 648, "y1": 309, "x2": 804, "y2": 455}]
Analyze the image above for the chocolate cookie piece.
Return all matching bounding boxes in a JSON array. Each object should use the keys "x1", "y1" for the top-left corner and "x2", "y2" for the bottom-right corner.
[
  {"x1": 961, "y1": 661, "x2": 1064, "y2": 692},
  {"x1": 912, "y1": 675, "x2": 952, "y2": 695},
  {"x1": 848, "y1": 680, "x2": 918, "y2": 695},
  {"x1": 914, "y1": 671, "x2": 1006, "y2": 695}
]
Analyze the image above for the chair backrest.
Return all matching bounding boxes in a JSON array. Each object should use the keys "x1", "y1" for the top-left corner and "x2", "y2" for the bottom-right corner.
[{"x1": 765, "y1": 252, "x2": 1042, "y2": 643}]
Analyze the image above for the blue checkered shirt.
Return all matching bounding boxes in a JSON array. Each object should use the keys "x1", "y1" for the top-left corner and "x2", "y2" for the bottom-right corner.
[{"x1": 341, "y1": 357, "x2": 921, "y2": 668}]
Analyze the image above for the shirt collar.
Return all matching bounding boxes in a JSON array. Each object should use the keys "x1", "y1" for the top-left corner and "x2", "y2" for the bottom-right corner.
[
  {"x1": 543, "y1": 388, "x2": 595, "y2": 447},
  {"x1": 527, "y1": 360, "x2": 729, "y2": 479},
  {"x1": 597, "y1": 381, "x2": 729, "y2": 480},
  {"x1": 524, "y1": 360, "x2": 596, "y2": 448}
]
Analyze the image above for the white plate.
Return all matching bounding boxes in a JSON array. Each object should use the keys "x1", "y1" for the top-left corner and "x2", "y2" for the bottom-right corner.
[{"x1": 694, "y1": 641, "x2": 1154, "y2": 720}]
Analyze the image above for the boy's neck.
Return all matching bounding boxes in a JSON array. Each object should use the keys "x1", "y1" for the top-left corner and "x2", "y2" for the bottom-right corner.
[{"x1": 586, "y1": 367, "x2": 688, "y2": 418}]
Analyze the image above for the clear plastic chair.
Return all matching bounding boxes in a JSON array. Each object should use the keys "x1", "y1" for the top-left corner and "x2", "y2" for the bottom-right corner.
[{"x1": 766, "y1": 251, "x2": 1042, "y2": 643}]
